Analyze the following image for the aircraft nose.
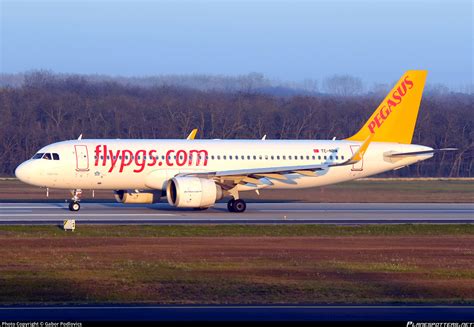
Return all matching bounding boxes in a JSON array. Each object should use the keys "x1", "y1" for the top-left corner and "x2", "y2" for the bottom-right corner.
[{"x1": 15, "y1": 162, "x2": 30, "y2": 183}]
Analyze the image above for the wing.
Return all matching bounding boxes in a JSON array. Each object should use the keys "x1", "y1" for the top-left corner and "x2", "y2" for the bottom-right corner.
[{"x1": 179, "y1": 135, "x2": 373, "y2": 189}]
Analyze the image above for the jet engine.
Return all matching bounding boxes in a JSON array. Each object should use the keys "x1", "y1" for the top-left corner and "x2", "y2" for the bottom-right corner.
[
  {"x1": 166, "y1": 177, "x2": 223, "y2": 208},
  {"x1": 114, "y1": 190, "x2": 161, "y2": 204}
]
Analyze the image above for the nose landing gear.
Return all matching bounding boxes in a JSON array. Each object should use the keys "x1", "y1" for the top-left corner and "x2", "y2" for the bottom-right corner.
[
  {"x1": 227, "y1": 198, "x2": 246, "y2": 213},
  {"x1": 68, "y1": 189, "x2": 82, "y2": 212}
]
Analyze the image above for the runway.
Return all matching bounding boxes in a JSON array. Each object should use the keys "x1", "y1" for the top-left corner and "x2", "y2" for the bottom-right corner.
[{"x1": 0, "y1": 202, "x2": 472, "y2": 225}]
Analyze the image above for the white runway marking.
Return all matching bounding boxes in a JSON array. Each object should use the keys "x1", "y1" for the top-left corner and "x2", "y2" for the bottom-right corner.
[
  {"x1": 0, "y1": 213, "x2": 177, "y2": 217},
  {"x1": 259, "y1": 209, "x2": 473, "y2": 212},
  {"x1": 0, "y1": 206, "x2": 62, "y2": 209}
]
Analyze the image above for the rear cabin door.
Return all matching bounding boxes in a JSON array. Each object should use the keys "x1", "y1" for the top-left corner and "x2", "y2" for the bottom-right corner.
[
  {"x1": 350, "y1": 145, "x2": 363, "y2": 171},
  {"x1": 75, "y1": 145, "x2": 90, "y2": 171}
]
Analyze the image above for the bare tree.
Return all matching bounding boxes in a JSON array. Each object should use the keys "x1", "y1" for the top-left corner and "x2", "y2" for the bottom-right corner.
[{"x1": 323, "y1": 74, "x2": 364, "y2": 96}]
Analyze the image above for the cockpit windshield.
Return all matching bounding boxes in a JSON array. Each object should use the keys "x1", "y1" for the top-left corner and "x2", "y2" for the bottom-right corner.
[
  {"x1": 32, "y1": 153, "x2": 44, "y2": 159},
  {"x1": 31, "y1": 153, "x2": 60, "y2": 160}
]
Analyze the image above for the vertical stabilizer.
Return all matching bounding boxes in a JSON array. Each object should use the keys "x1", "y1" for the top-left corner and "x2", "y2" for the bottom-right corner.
[{"x1": 346, "y1": 70, "x2": 427, "y2": 144}]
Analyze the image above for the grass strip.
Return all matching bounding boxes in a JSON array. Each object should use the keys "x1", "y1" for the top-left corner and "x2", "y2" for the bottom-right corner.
[{"x1": 0, "y1": 223, "x2": 472, "y2": 238}]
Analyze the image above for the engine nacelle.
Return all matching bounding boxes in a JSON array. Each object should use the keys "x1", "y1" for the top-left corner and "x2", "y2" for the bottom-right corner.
[
  {"x1": 166, "y1": 177, "x2": 223, "y2": 208},
  {"x1": 114, "y1": 190, "x2": 161, "y2": 204}
]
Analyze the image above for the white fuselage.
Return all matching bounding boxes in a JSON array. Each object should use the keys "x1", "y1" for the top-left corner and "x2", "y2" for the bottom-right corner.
[{"x1": 15, "y1": 139, "x2": 433, "y2": 191}]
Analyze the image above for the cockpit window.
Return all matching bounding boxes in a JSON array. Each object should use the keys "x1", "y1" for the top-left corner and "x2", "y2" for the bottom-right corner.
[
  {"x1": 52, "y1": 153, "x2": 60, "y2": 160},
  {"x1": 43, "y1": 153, "x2": 52, "y2": 160},
  {"x1": 32, "y1": 153, "x2": 44, "y2": 159}
]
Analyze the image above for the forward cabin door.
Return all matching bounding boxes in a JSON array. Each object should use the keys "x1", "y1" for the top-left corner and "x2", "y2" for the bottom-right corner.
[
  {"x1": 350, "y1": 145, "x2": 363, "y2": 171},
  {"x1": 75, "y1": 145, "x2": 90, "y2": 171}
]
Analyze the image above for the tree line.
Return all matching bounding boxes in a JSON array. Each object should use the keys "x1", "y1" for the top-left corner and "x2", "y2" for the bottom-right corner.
[{"x1": 0, "y1": 72, "x2": 471, "y2": 177}]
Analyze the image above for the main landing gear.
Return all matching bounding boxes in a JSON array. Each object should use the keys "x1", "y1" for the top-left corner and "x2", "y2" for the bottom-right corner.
[
  {"x1": 227, "y1": 198, "x2": 246, "y2": 213},
  {"x1": 68, "y1": 189, "x2": 82, "y2": 212},
  {"x1": 69, "y1": 201, "x2": 80, "y2": 211}
]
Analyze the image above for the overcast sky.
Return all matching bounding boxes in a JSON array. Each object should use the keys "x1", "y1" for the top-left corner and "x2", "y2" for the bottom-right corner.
[{"x1": 1, "y1": 0, "x2": 472, "y2": 86}]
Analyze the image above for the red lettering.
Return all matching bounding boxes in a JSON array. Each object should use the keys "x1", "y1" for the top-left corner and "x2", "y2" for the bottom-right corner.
[
  {"x1": 165, "y1": 150, "x2": 175, "y2": 167},
  {"x1": 176, "y1": 150, "x2": 188, "y2": 166},
  {"x1": 368, "y1": 121, "x2": 376, "y2": 134},
  {"x1": 397, "y1": 82, "x2": 407, "y2": 97},
  {"x1": 134, "y1": 150, "x2": 147, "y2": 173},
  {"x1": 404, "y1": 75, "x2": 413, "y2": 89},
  {"x1": 379, "y1": 106, "x2": 390, "y2": 120},
  {"x1": 147, "y1": 150, "x2": 157, "y2": 166},
  {"x1": 374, "y1": 113, "x2": 383, "y2": 128},
  {"x1": 188, "y1": 149, "x2": 208, "y2": 166},
  {"x1": 102, "y1": 145, "x2": 107, "y2": 166},
  {"x1": 119, "y1": 150, "x2": 133, "y2": 172},
  {"x1": 392, "y1": 90, "x2": 402, "y2": 104},
  {"x1": 387, "y1": 99, "x2": 397, "y2": 111},
  {"x1": 108, "y1": 150, "x2": 120, "y2": 173},
  {"x1": 101, "y1": 148, "x2": 210, "y2": 172}
]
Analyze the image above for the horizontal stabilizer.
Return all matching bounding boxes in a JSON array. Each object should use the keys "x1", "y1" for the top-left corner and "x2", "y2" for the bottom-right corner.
[{"x1": 385, "y1": 148, "x2": 457, "y2": 157}]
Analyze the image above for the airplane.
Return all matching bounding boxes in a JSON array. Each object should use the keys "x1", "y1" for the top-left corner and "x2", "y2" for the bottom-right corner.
[{"x1": 14, "y1": 70, "x2": 456, "y2": 212}]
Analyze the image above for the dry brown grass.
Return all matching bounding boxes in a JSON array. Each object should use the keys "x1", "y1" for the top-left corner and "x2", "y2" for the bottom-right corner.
[{"x1": 0, "y1": 227, "x2": 472, "y2": 304}]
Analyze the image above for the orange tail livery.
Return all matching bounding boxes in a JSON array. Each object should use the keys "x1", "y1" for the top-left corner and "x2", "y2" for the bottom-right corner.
[{"x1": 347, "y1": 70, "x2": 427, "y2": 144}]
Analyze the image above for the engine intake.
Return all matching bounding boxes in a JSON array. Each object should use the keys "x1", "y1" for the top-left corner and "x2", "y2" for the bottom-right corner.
[{"x1": 167, "y1": 177, "x2": 223, "y2": 208}]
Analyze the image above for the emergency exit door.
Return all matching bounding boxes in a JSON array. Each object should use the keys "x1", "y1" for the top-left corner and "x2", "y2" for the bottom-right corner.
[
  {"x1": 350, "y1": 145, "x2": 363, "y2": 171},
  {"x1": 75, "y1": 145, "x2": 89, "y2": 171}
]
